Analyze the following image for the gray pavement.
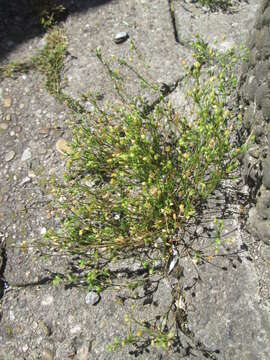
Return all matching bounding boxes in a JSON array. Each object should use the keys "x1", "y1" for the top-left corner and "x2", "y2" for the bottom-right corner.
[{"x1": 1, "y1": 0, "x2": 269, "y2": 359}]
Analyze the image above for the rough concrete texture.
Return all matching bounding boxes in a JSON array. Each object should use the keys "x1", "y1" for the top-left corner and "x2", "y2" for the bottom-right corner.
[
  {"x1": 240, "y1": 0, "x2": 270, "y2": 245},
  {"x1": 239, "y1": 0, "x2": 270, "y2": 338},
  {"x1": 1, "y1": 0, "x2": 270, "y2": 359},
  {"x1": 174, "y1": 0, "x2": 259, "y2": 50}
]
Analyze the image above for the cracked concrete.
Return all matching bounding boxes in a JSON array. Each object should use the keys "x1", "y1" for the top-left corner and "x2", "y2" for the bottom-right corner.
[
  {"x1": 1, "y1": 0, "x2": 270, "y2": 359},
  {"x1": 173, "y1": 0, "x2": 260, "y2": 50}
]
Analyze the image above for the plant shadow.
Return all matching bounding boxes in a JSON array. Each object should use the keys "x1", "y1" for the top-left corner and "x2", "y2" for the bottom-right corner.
[{"x1": 0, "y1": 0, "x2": 112, "y2": 61}]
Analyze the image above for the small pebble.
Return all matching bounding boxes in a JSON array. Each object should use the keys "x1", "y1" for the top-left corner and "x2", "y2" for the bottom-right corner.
[
  {"x1": 5, "y1": 114, "x2": 11, "y2": 121},
  {"x1": 9, "y1": 130, "x2": 15, "y2": 137},
  {"x1": 114, "y1": 32, "x2": 129, "y2": 44},
  {"x1": 41, "y1": 295, "x2": 54, "y2": 306},
  {"x1": 5, "y1": 150, "x2": 15, "y2": 162},
  {"x1": 3, "y1": 97, "x2": 12, "y2": 108},
  {"x1": 0, "y1": 122, "x2": 8, "y2": 130},
  {"x1": 19, "y1": 177, "x2": 31, "y2": 186},
  {"x1": 21, "y1": 148, "x2": 32, "y2": 161},
  {"x1": 85, "y1": 291, "x2": 100, "y2": 305},
  {"x1": 56, "y1": 138, "x2": 72, "y2": 155}
]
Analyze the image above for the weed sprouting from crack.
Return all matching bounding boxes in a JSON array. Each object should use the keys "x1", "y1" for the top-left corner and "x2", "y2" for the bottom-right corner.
[
  {"x1": 0, "y1": 25, "x2": 86, "y2": 115},
  {"x1": 39, "y1": 35, "x2": 249, "y2": 354},
  {"x1": 34, "y1": 26, "x2": 67, "y2": 96},
  {"x1": 24, "y1": 31, "x2": 249, "y2": 354},
  {"x1": 5, "y1": 25, "x2": 251, "y2": 355},
  {"x1": 52, "y1": 39, "x2": 246, "y2": 261},
  {"x1": 0, "y1": 26, "x2": 67, "y2": 93}
]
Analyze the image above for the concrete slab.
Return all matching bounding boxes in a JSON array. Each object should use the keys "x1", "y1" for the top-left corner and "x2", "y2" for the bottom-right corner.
[
  {"x1": 63, "y1": 0, "x2": 190, "y2": 104},
  {"x1": 174, "y1": 0, "x2": 261, "y2": 50},
  {"x1": 1, "y1": 0, "x2": 270, "y2": 359}
]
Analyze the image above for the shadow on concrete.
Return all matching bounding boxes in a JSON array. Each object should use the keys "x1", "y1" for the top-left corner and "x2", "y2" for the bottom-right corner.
[{"x1": 0, "y1": 0, "x2": 111, "y2": 61}]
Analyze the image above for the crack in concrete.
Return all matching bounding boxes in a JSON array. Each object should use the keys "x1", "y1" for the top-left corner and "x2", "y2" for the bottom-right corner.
[
  {"x1": 168, "y1": 0, "x2": 180, "y2": 44},
  {"x1": 0, "y1": 241, "x2": 8, "y2": 300},
  {"x1": 143, "y1": 73, "x2": 187, "y2": 116},
  {"x1": 5, "y1": 275, "x2": 55, "y2": 290}
]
